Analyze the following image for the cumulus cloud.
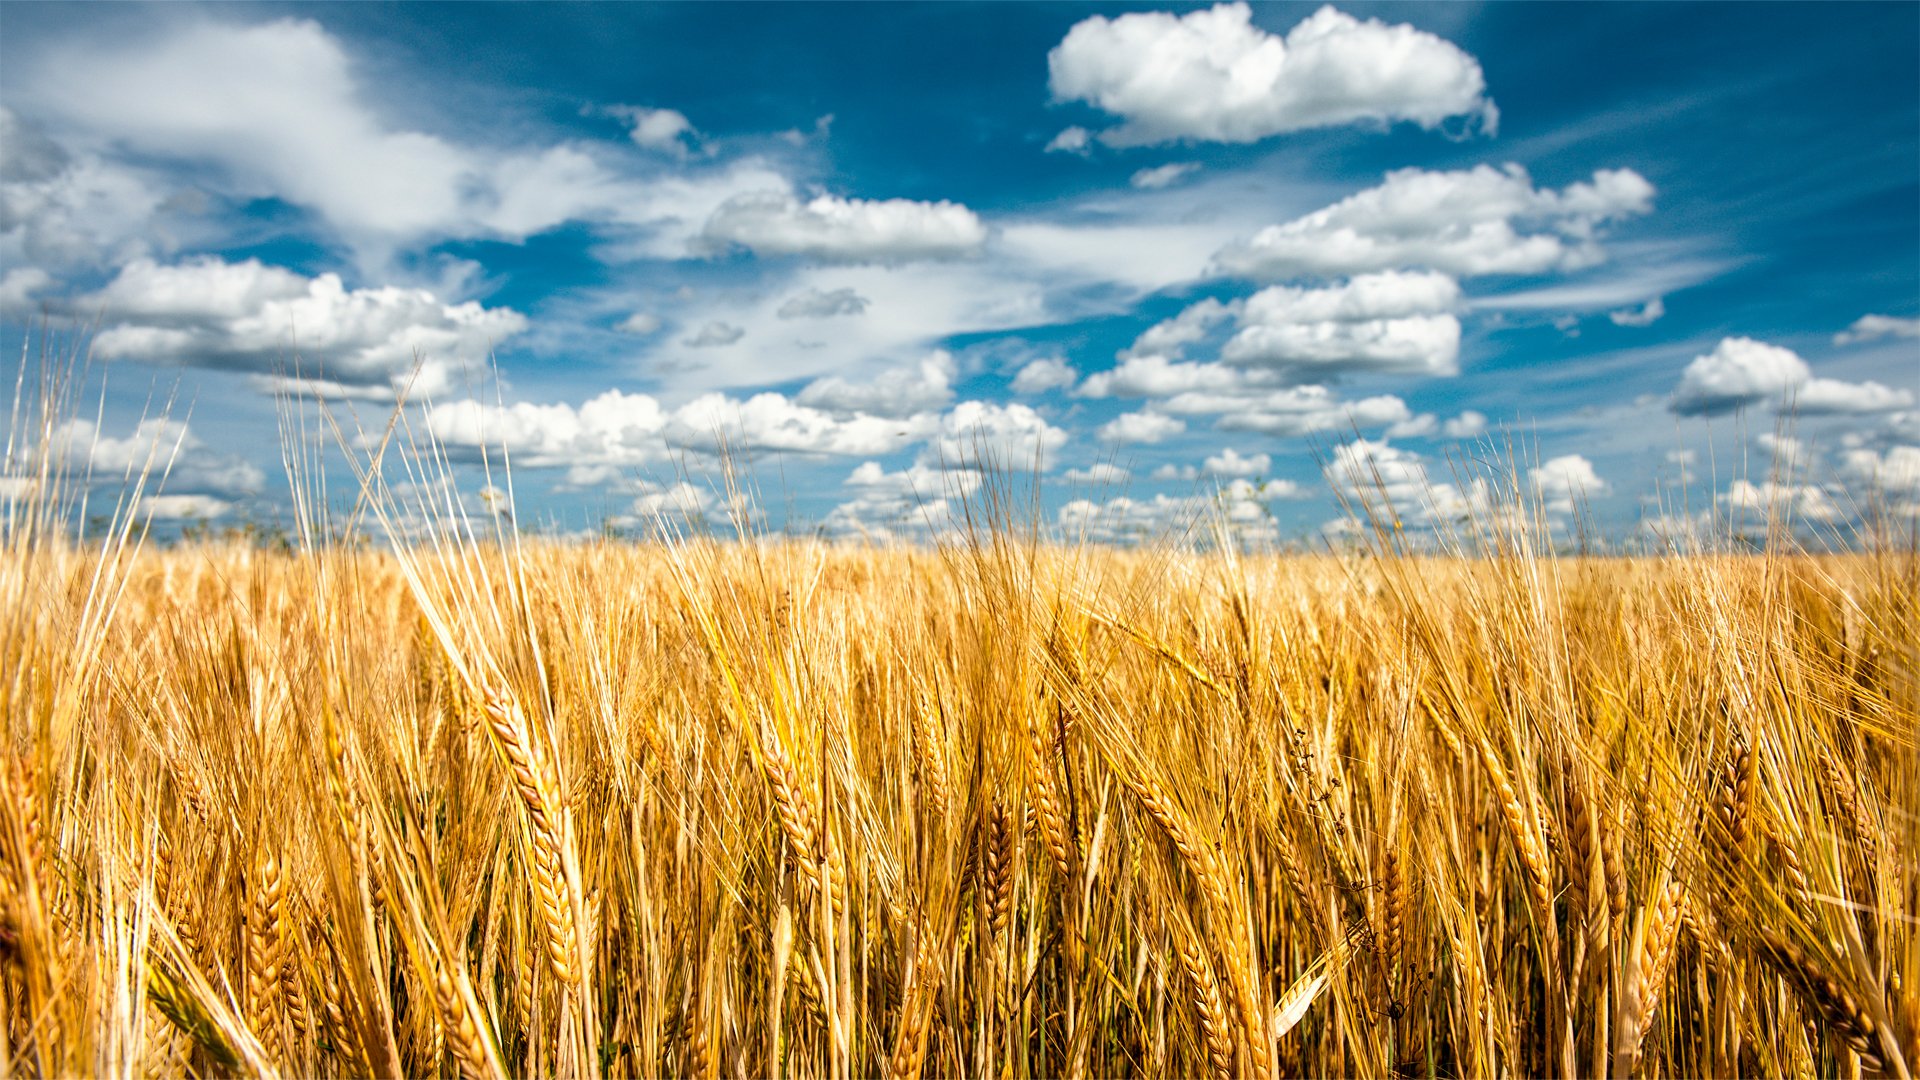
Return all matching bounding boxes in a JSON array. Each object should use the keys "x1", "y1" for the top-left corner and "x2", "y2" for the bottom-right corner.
[
  {"x1": 670, "y1": 392, "x2": 936, "y2": 457},
  {"x1": 1531, "y1": 454, "x2": 1606, "y2": 514},
  {"x1": 1045, "y1": 126, "x2": 1092, "y2": 155},
  {"x1": 1048, "y1": 3, "x2": 1495, "y2": 147},
  {"x1": 1059, "y1": 477, "x2": 1294, "y2": 545},
  {"x1": 1670, "y1": 337, "x2": 1914, "y2": 417},
  {"x1": 424, "y1": 390, "x2": 670, "y2": 470},
  {"x1": 47, "y1": 417, "x2": 264, "y2": 498},
  {"x1": 1120, "y1": 297, "x2": 1238, "y2": 362},
  {"x1": 611, "y1": 105, "x2": 696, "y2": 154},
  {"x1": 1835, "y1": 314, "x2": 1920, "y2": 346},
  {"x1": 83, "y1": 257, "x2": 527, "y2": 397},
  {"x1": 1011, "y1": 356, "x2": 1078, "y2": 395},
  {"x1": 138, "y1": 494, "x2": 236, "y2": 521},
  {"x1": 1203, "y1": 448, "x2": 1270, "y2": 477},
  {"x1": 1442, "y1": 410, "x2": 1487, "y2": 438},
  {"x1": 797, "y1": 351, "x2": 955, "y2": 418},
  {"x1": 1063, "y1": 462, "x2": 1132, "y2": 484},
  {"x1": 1082, "y1": 355, "x2": 1253, "y2": 399},
  {"x1": 683, "y1": 321, "x2": 745, "y2": 347},
  {"x1": 700, "y1": 191, "x2": 988, "y2": 262},
  {"x1": 1720, "y1": 479, "x2": 1844, "y2": 523},
  {"x1": 1608, "y1": 297, "x2": 1664, "y2": 327},
  {"x1": 1838, "y1": 445, "x2": 1920, "y2": 512},
  {"x1": 1, "y1": 106, "x2": 173, "y2": 272},
  {"x1": 1325, "y1": 438, "x2": 1490, "y2": 525},
  {"x1": 0, "y1": 267, "x2": 52, "y2": 313},
  {"x1": 616, "y1": 312, "x2": 663, "y2": 335},
  {"x1": 777, "y1": 286, "x2": 871, "y2": 319},
  {"x1": 1213, "y1": 164, "x2": 1654, "y2": 280},
  {"x1": 1130, "y1": 163, "x2": 1200, "y2": 189},
  {"x1": 1221, "y1": 270, "x2": 1461, "y2": 377},
  {"x1": 929, "y1": 401, "x2": 1068, "y2": 469},
  {"x1": 822, "y1": 461, "x2": 982, "y2": 537},
  {"x1": 1098, "y1": 411, "x2": 1187, "y2": 444}
]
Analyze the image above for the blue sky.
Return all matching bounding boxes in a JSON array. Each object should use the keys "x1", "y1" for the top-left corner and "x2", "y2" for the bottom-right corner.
[{"x1": 2, "y1": 1, "x2": 1915, "y2": 544}]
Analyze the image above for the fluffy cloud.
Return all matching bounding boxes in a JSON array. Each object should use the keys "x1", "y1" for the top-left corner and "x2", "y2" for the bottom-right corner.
[
  {"x1": 1048, "y1": 3, "x2": 1495, "y2": 147},
  {"x1": 683, "y1": 321, "x2": 746, "y2": 347},
  {"x1": 617, "y1": 312, "x2": 663, "y2": 335},
  {"x1": 0, "y1": 267, "x2": 52, "y2": 313},
  {"x1": 1608, "y1": 297, "x2": 1664, "y2": 327},
  {"x1": 669, "y1": 393, "x2": 936, "y2": 457},
  {"x1": 1063, "y1": 462, "x2": 1132, "y2": 484},
  {"x1": 424, "y1": 390, "x2": 670, "y2": 469},
  {"x1": 1838, "y1": 445, "x2": 1920, "y2": 512},
  {"x1": 1082, "y1": 355, "x2": 1252, "y2": 399},
  {"x1": 928, "y1": 401, "x2": 1068, "y2": 468},
  {"x1": 1045, "y1": 126, "x2": 1092, "y2": 155},
  {"x1": 797, "y1": 352, "x2": 955, "y2": 418},
  {"x1": 1720, "y1": 479, "x2": 1844, "y2": 523},
  {"x1": 777, "y1": 287, "x2": 870, "y2": 318},
  {"x1": 1670, "y1": 337, "x2": 1914, "y2": 416},
  {"x1": 138, "y1": 494, "x2": 236, "y2": 521},
  {"x1": 1324, "y1": 438, "x2": 1489, "y2": 525},
  {"x1": 1442, "y1": 410, "x2": 1488, "y2": 438},
  {"x1": 1098, "y1": 411, "x2": 1187, "y2": 444},
  {"x1": 83, "y1": 257, "x2": 527, "y2": 397},
  {"x1": 1011, "y1": 356, "x2": 1078, "y2": 394},
  {"x1": 1213, "y1": 164, "x2": 1654, "y2": 280},
  {"x1": 1531, "y1": 454, "x2": 1606, "y2": 514},
  {"x1": 1059, "y1": 477, "x2": 1294, "y2": 545},
  {"x1": 47, "y1": 417, "x2": 264, "y2": 498},
  {"x1": 1130, "y1": 163, "x2": 1200, "y2": 189},
  {"x1": 1120, "y1": 297, "x2": 1238, "y2": 362},
  {"x1": 1221, "y1": 270, "x2": 1462, "y2": 377},
  {"x1": 1835, "y1": 314, "x2": 1920, "y2": 346},
  {"x1": 1, "y1": 107, "x2": 172, "y2": 272},
  {"x1": 823, "y1": 461, "x2": 983, "y2": 539},
  {"x1": 1203, "y1": 448, "x2": 1270, "y2": 477},
  {"x1": 612, "y1": 105, "x2": 696, "y2": 154},
  {"x1": 700, "y1": 192, "x2": 988, "y2": 262}
]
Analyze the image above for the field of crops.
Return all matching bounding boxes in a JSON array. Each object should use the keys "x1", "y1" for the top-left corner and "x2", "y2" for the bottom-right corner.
[{"x1": 1, "y1": 481, "x2": 1914, "y2": 1079}]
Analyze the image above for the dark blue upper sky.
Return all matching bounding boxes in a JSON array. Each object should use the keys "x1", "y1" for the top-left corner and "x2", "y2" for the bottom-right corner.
[{"x1": 2, "y1": 2, "x2": 1915, "y2": 543}]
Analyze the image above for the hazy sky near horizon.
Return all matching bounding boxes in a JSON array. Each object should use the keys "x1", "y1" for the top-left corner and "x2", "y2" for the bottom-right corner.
[{"x1": 2, "y1": 2, "x2": 1916, "y2": 543}]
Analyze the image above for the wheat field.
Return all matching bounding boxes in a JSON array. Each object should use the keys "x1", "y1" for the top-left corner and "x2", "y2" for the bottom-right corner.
[{"x1": 1, "y1": 427, "x2": 1916, "y2": 1078}]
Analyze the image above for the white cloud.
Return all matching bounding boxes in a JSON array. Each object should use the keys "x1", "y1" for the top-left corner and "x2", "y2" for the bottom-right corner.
[
  {"x1": 1205, "y1": 389, "x2": 1411, "y2": 436},
  {"x1": 683, "y1": 321, "x2": 746, "y2": 347},
  {"x1": 1835, "y1": 314, "x2": 1920, "y2": 346},
  {"x1": 1670, "y1": 336, "x2": 1913, "y2": 417},
  {"x1": 0, "y1": 267, "x2": 52, "y2": 313},
  {"x1": 1214, "y1": 164, "x2": 1654, "y2": 280},
  {"x1": 1121, "y1": 296, "x2": 1239, "y2": 361},
  {"x1": 1130, "y1": 163, "x2": 1200, "y2": 189},
  {"x1": 85, "y1": 257, "x2": 527, "y2": 397},
  {"x1": 1325, "y1": 438, "x2": 1488, "y2": 525},
  {"x1": 1064, "y1": 462, "x2": 1132, "y2": 484},
  {"x1": 1082, "y1": 355, "x2": 1254, "y2": 399},
  {"x1": 1608, "y1": 296, "x2": 1664, "y2": 327},
  {"x1": 1221, "y1": 270, "x2": 1462, "y2": 377},
  {"x1": 777, "y1": 287, "x2": 870, "y2": 318},
  {"x1": 797, "y1": 351, "x2": 955, "y2": 418},
  {"x1": 22, "y1": 21, "x2": 796, "y2": 262},
  {"x1": 1, "y1": 106, "x2": 172, "y2": 272},
  {"x1": 1387, "y1": 414, "x2": 1438, "y2": 438},
  {"x1": 1203, "y1": 448, "x2": 1270, "y2": 477},
  {"x1": 1151, "y1": 463, "x2": 1200, "y2": 482},
  {"x1": 1011, "y1": 356, "x2": 1078, "y2": 395},
  {"x1": 424, "y1": 389, "x2": 670, "y2": 469},
  {"x1": 1442, "y1": 410, "x2": 1487, "y2": 438},
  {"x1": 1720, "y1": 479, "x2": 1844, "y2": 523},
  {"x1": 670, "y1": 392, "x2": 937, "y2": 458},
  {"x1": 1045, "y1": 126, "x2": 1093, "y2": 155},
  {"x1": 700, "y1": 191, "x2": 987, "y2": 262},
  {"x1": 1048, "y1": 3, "x2": 1495, "y2": 147},
  {"x1": 1531, "y1": 454, "x2": 1606, "y2": 514},
  {"x1": 1059, "y1": 477, "x2": 1294, "y2": 545},
  {"x1": 1098, "y1": 411, "x2": 1186, "y2": 444},
  {"x1": 928, "y1": 401, "x2": 1068, "y2": 469},
  {"x1": 612, "y1": 105, "x2": 696, "y2": 154},
  {"x1": 617, "y1": 312, "x2": 663, "y2": 335},
  {"x1": 138, "y1": 494, "x2": 235, "y2": 521},
  {"x1": 823, "y1": 461, "x2": 982, "y2": 539},
  {"x1": 1838, "y1": 445, "x2": 1920, "y2": 509},
  {"x1": 1798, "y1": 378, "x2": 1914, "y2": 415}
]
